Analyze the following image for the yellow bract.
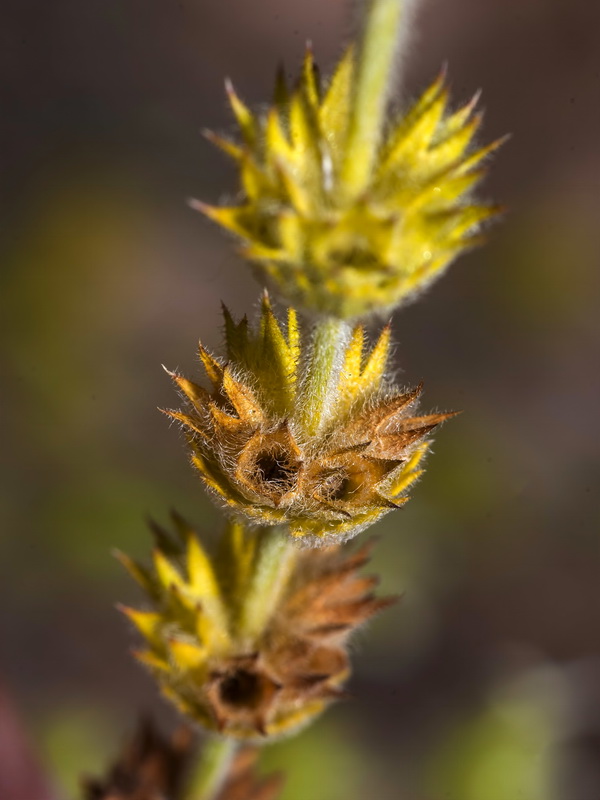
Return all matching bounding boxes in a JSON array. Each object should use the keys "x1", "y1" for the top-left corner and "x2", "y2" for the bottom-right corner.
[{"x1": 194, "y1": 48, "x2": 503, "y2": 319}]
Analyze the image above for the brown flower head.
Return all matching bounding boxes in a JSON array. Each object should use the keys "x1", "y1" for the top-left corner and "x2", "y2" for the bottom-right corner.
[
  {"x1": 119, "y1": 514, "x2": 395, "y2": 740},
  {"x1": 214, "y1": 747, "x2": 284, "y2": 800},
  {"x1": 164, "y1": 295, "x2": 455, "y2": 543}
]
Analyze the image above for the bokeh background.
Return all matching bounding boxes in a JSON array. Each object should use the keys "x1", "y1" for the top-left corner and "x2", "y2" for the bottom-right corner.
[{"x1": 1, "y1": 0, "x2": 599, "y2": 798}]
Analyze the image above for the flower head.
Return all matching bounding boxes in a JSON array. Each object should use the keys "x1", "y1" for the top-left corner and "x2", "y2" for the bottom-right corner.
[
  {"x1": 164, "y1": 295, "x2": 453, "y2": 542},
  {"x1": 193, "y1": 47, "x2": 503, "y2": 319},
  {"x1": 118, "y1": 514, "x2": 394, "y2": 740},
  {"x1": 82, "y1": 718, "x2": 194, "y2": 800}
]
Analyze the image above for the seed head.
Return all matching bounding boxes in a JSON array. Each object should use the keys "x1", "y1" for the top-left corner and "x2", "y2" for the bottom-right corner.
[
  {"x1": 118, "y1": 515, "x2": 395, "y2": 740},
  {"x1": 164, "y1": 296, "x2": 454, "y2": 542},
  {"x1": 81, "y1": 717, "x2": 284, "y2": 800},
  {"x1": 193, "y1": 48, "x2": 503, "y2": 319}
]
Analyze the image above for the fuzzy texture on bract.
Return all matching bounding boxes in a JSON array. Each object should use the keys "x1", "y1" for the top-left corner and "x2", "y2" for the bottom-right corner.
[
  {"x1": 193, "y1": 47, "x2": 503, "y2": 319},
  {"x1": 164, "y1": 295, "x2": 454, "y2": 542},
  {"x1": 118, "y1": 514, "x2": 395, "y2": 740}
]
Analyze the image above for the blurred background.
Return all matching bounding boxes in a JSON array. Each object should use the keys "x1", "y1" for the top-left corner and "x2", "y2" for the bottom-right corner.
[{"x1": 1, "y1": 0, "x2": 599, "y2": 798}]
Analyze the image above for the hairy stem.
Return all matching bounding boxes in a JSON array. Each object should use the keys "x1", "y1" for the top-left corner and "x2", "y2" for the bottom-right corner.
[
  {"x1": 190, "y1": 735, "x2": 237, "y2": 800},
  {"x1": 299, "y1": 316, "x2": 349, "y2": 437},
  {"x1": 238, "y1": 527, "x2": 296, "y2": 644},
  {"x1": 341, "y1": 0, "x2": 406, "y2": 199}
]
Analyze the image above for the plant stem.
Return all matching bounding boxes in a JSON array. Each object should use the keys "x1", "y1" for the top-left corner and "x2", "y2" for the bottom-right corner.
[
  {"x1": 189, "y1": 735, "x2": 237, "y2": 800},
  {"x1": 238, "y1": 527, "x2": 296, "y2": 644},
  {"x1": 341, "y1": 0, "x2": 405, "y2": 199},
  {"x1": 299, "y1": 316, "x2": 349, "y2": 437}
]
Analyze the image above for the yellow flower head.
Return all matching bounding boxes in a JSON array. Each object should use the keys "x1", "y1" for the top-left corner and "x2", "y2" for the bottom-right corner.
[
  {"x1": 118, "y1": 515, "x2": 394, "y2": 740},
  {"x1": 193, "y1": 47, "x2": 503, "y2": 319},
  {"x1": 164, "y1": 295, "x2": 454, "y2": 542}
]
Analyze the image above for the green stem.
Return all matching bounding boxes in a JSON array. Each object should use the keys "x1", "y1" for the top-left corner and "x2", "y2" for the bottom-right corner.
[
  {"x1": 299, "y1": 316, "x2": 349, "y2": 438},
  {"x1": 238, "y1": 528, "x2": 296, "y2": 644},
  {"x1": 189, "y1": 735, "x2": 237, "y2": 800},
  {"x1": 341, "y1": 0, "x2": 406, "y2": 199}
]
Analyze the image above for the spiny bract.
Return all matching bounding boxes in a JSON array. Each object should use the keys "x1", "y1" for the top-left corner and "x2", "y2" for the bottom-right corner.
[
  {"x1": 118, "y1": 514, "x2": 394, "y2": 740},
  {"x1": 193, "y1": 46, "x2": 503, "y2": 319},
  {"x1": 165, "y1": 295, "x2": 453, "y2": 542}
]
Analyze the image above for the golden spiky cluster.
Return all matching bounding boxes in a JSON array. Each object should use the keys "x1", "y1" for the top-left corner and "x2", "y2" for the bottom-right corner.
[
  {"x1": 119, "y1": 514, "x2": 394, "y2": 740},
  {"x1": 165, "y1": 295, "x2": 452, "y2": 542},
  {"x1": 194, "y1": 47, "x2": 502, "y2": 319}
]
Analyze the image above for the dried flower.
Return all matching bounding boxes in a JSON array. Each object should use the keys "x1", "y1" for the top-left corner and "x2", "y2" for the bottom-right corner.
[
  {"x1": 164, "y1": 295, "x2": 453, "y2": 542},
  {"x1": 118, "y1": 514, "x2": 394, "y2": 740},
  {"x1": 193, "y1": 47, "x2": 502, "y2": 319},
  {"x1": 82, "y1": 717, "x2": 194, "y2": 800},
  {"x1": 214, "y1": 747, "x2": 284, "y2": 800}
]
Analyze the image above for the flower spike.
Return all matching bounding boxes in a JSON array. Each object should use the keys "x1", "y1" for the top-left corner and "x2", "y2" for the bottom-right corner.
[{"x1": 194, "y1": 48, "x2": 503, "y2": 319}]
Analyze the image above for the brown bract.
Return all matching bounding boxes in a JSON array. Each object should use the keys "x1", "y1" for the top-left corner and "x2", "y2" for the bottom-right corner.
[
  {"x1": 82, "y1": 718, "x2": 193, "y2": 800},
  {"x1": 82, "y1": 718, "x2": 284, "y2": 800}
]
